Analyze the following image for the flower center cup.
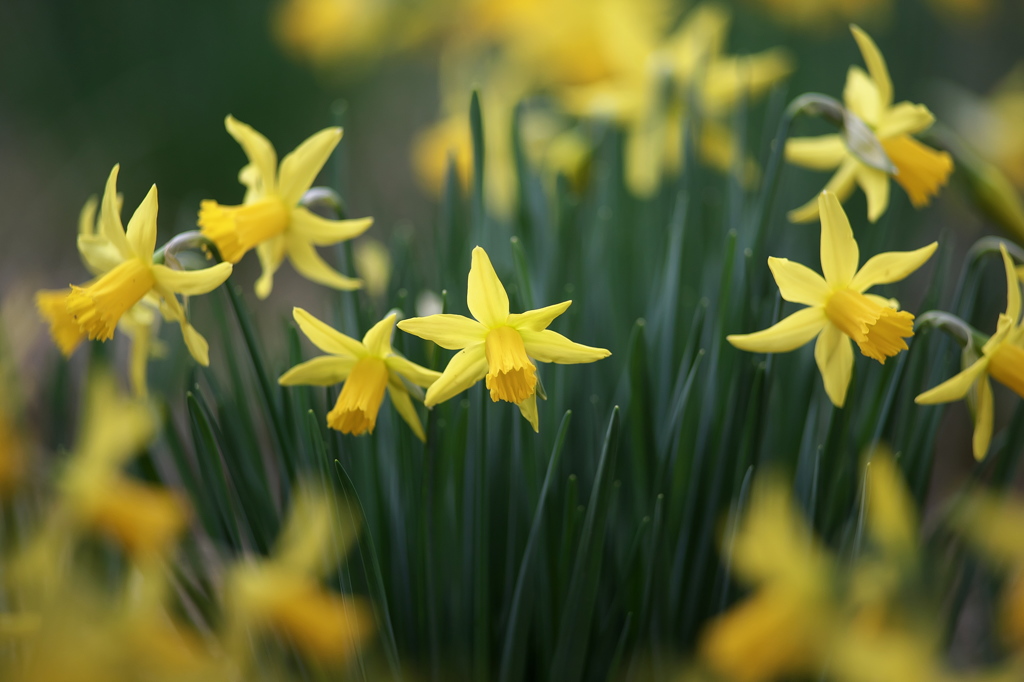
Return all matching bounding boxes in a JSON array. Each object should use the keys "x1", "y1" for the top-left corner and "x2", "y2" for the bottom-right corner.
[
  {"x1": 65, "y1": 259, "x2": 156, "y2": 342},
  {"x1": 824, "y1": 289, "x2": 915, "y2": 363},
  {"x1": 484, "y1": 326, "x2": 537, "y2": 404},
  {"x1": 327, "y1": 357, "x2": 389, "y2": 435},
  {"x1": 36, "y1": 289, "x2": 86, "y2": 356},
  {"x1": 988, "y1": 343, "x2": 1024, "y2": 399},
  {"x1": 199, "y1": 197, "x2": 290, "y2": 263},
  {"x1": 880, "y1": 135, "x2": 954, "y2": 208}
]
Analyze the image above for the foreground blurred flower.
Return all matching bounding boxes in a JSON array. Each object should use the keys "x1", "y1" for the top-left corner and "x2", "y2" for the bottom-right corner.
[
  {"x1": 280, "y1": 309, "x2": 440, "y2": 440},
  {"x1": 786, "y1": 26, "x2": 953, "y2": 223},
  {"x1": 398, "y1": 246, "x2": 610, "y2": 431},
  {"x1": 916, "y1": 244, "x2": 1023, "y2": 460},
  {"x1": 199, "y1": 115, "x2": 373, "y2": 298},
  {"x1": 37, "y1": 166, "x2": 232, "y2": 367},
  {"x1": 728, "y1": 191, "x2": 936, "y2": 407}
]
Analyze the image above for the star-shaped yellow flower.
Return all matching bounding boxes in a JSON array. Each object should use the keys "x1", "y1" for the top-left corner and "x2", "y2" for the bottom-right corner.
[
  {"x1": 786, "y1": 25, "x2": 954, "y2": 223},
  {"x1": 397, "y1": 246, "x2": 611, "y2": 431},
  {"x1": 727, "y1": 191, "x2": 937, "y2": 407},
  {"x1": 916, "y1": 244, "x2": 1024, "y2": 460},
  {"x1": 279, "y1": 309, "x2": 441, "y2": 441},
  {"x1": 199, "y1": 115, "x2": 374, "y2": 298}
]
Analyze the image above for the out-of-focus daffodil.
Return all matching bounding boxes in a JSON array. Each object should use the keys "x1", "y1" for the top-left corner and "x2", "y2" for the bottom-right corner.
[
  {"x1": 916, "y1": 244, "x2": 1024, "y2": 460},
  {"x1": 199, "y1": 116, "x2": 373, "y2": 298},
  {"x1": 398, "y1": 246, "x2": 610, "y2": 431},
  {"x1": 728, "y1": 192, "x2": 936, "y2": 407},
  {"x1": 353, "y1": 238, "x2": 391, "y2": 299},
  {"x1": 786, "y1": 26, "x2": 953, "y2": 223},
  {"x1": 279, "y1": 309, "x2": 440, "y2": 440},
  {"x1": 748, "y1": 0, "x2": 891, "y2": 31}
]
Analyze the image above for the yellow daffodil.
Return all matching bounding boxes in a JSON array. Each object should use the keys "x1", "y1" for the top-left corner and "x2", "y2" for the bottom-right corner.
[
  {"x1": 199, "y1": 115, "x2": 373, "y2": 298},
  {"x1": 397, "y1": 246, "x2": 610, "y2": 431},
  {"x1": 727, "y1": 191, "x2": 937, "y2": 407},
  {"x1": 279, "y1": 309, "x2": 440, "y2": 441},
  {"x1": 38, "y1": 166, "x2": 231, "y2": 368},
  {"x1": 786, "y1": 26, "x2": 953, "y2": 223},
  {"x1": 916, "y1": 244, "x2": 1024, "y2": 460}
]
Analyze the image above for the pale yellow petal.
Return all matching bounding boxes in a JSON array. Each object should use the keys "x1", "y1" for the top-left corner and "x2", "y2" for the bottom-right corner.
[
  {"x1": 851, "y1": 25, "x2": 892, "y2": 109},
  {"x1": 424, "y1": 344, "x2": 488, "y2": 407},
  {"x1": 788, "y1": 158, "x2": 859, "y2": 223},
  {"x1": 467, "y1": 246, "x2": 509, "y2": 327},
  {"x1": 386, "y1": 355, "x2": 441, "y2": 388},
  {"x1": 915, "y1": 357, "x2": 991, "y2": 404},
  {"x1": 856, "y1": 165, "x2": 891, "y2": 223},
  {"x1": 293, "y1": 307, "x2": 365, "y2": 358},
  {"x1": 78, "y1": 195, "x2": 99, "y2": 238},
  {"x1": 519, "y1": 329, "x2": 611, "y2": 364},
  {"x1": 785, "y1": 135, "x2": 847, "y2": 171},
  {"x1": 289, "y1": 207, "x2": 373, "y2": 247},
  {"x1": 78, "y1": 235, "x2": 123, "y2": 275},
  {"x1": 225, "y1": 115, "x2": 278, "y2": 195},
  {"x1": 1001, "y1": 244, "x2": 1021, "y2": 324},
  {"x1": 154, "y1": 284, "x2": 209, "y2": 366},
  {"x1": 973, "y1": 377, "x2": 995, "y2": 461},
  {"x1": 815, "y1": 323, "x2": 854, "y2": 408},
  {"x1": 875, "y1": 102, "x2": 935, "y2": 139},
  {"x1": 517, "y1": 393, "x2": 539, "y2": 433},
  {"x1": 507, "y1": 301, "x2": 572, "y2": 332},
  {"x1": 361, "y1": 313, "x2": 396, "y2": 357},
  {"x1": 850, "y1": 243, "x2": 938, "y2": 292},
  {"x1": 819, "y1": 191, "x2": 859, "y2": 288},
  {"x1": 768, "y1": 258, "x2": 829, "y2": 306},
  {"x1": 254, "y1": 236, "x2": 287, "y2": 300},
  {"x1": 388, "y1": 382, "x2": 426, "y2": 442},
  {"x1": 125, "y1": 185, "x2": 159, "y2": 259},
  {"x1": 279, "y1": 356, "x2": 356, "y2": 386},
  {"x1": 100, "y1": 165, "x2": 132, "y2": 259},
  {"x1": 727, "y1": 307, "x2": 827, "y2": 354},
  {"x1": 397, "y1": 314, "x2": 487, "y2": 350},
  {"x1": 151, "y1": 263, "x2": 232, "y2": 296},
  {"x1": 287, "y1": 237, "x2": 363, "y2": 291},
  {"x1": 278, "y1": 127, "x2": 343, "y2": 204},
  {"x1": 844, "y1": 66, "x2": 882, "y2": 126}
]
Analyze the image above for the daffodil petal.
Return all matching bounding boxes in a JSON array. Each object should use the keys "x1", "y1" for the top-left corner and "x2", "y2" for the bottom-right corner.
[
  {"x1": 819, "y1": 191, "x2": 859, "y2": 288},
  {"x1": 785, "y1": 135, "x2": 847, "y2": 171},
  {"x1": 1001, "y1": 244, "x2": 1021, "y2": 324},
  {"x1": 851, "y1": 25, "x2": 893, "y2": 109},
  {"x1": 254, "y1": 237, "x2": 287, "y2": 300},
  {"x1": 362, "y1": 314, "x2": 396, "y2": 357},
  {"x1": 125, "y1": 185, "x2": 159, "y2": 259},
  {"x1": 973, "y1": 377, "x2": 995, "y2": 461},
  {"x1": 225, "y1": 115, "x2": 278, "y2": 195},
  {"x1": 519, "y1": 329, "x2": 611, "y2": 364},
  {"x1": 153, "y1": 283, "x2": 209, "y2": 366},
  {"x1": 397, "y1": 314, "x2": 487, "y2": 350},
  {"x1": 768, "y1": 258, "x2": 829, "y2": 306},
  {"x1": 815, "y1": 323, "x2": 854, "y2": 408},
  {"x1": 787, "y1": 159, "x2": 858, "y2": 223},
  {"x1": 915, "y1": 356, "x2": 990, "y2": 404},
  {"x1": 844, "y1": 66, "x2": 882, "y2": 126},
  {"x1": 279, "y1": 356, "x2": 357, "y2": 386},
  {"x1": 856, "y1": 165, "x2": 890, "y2": 223},
  {"x1": 517, "y1": 393, "x2": 539, "y2": 433},
  {"x1": 424, "y1": 344, "x2": 488, "y2": 407},
  {"x1": 388, "y1": 381, "x2": 426, "y2": 442},
  {"x1": 292, "y1": 307, "x2": 365, "y2": 358},
  {"x1": 386, "y1": 355, "x2": 441, "y2": 388},
  {"x1": 727, "y1": 307, "x2": 826, "y2": 354},
  {"x1": 78, "y1": 195, "x2": 99, "y2": 238},
  {"x1": 467, "y1": 246, "x2": 510, "y2": 327},
  {"x1": 151, "y1": 263, "x2": 232, "y2": 296},
  {"x1": 507, "y1": 300, "x2": 572, "y2": 332},
  {"x1": 287, "y1": 238, "x2": 363, "y2": 292},
  {"x1": 278, "y1": 127, "x2": 343, "y2": 204},
  {"x1": 290, "y1": 206, "x2": 374, "y2": 247},
  {"x1": 875, "y1": 102, "x2": 935, "y2": 139},
  {"x1": 850, "y1": 242, "x2": 938, "y2": 292},
  {"x1": 100, "y1": 165, "x2": 133, "y2": 259},
  {"x1": 78, "y1": 235, "x2": 124, "y2": 275}
]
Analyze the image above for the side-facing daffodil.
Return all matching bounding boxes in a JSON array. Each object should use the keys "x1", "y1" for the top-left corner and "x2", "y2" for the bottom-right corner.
[
  {"x1": 37, "y1": 166, "x2": 232, "y2": 367},
  {"x1": 728, "y1": 191, "x2": 936, "y2": 407},
  {"x1": 199, "y1": 115, "x2": 373, "y2": 298},
  {"x1": 397, "y1": 246, "x2": 610, "y2": 431},
  {"x1": 279, "y1": 309, "x2": 440, "y2": 441},
  {"x1": 786, "y1": 25, "x2": 954, "y2": 223},
  {"x1": 916, "y1": 244, "x2": 1024, "y2": 460}
]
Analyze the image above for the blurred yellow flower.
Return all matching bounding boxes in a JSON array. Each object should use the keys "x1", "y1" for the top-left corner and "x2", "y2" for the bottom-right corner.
[
  {"x1": 280, "y1": 309, "x2": 440, "y2": 440},
  {"x1": 916, "y1": 244, "x2": 1024, "y2": 460},
  {"x1": 786, "y1": 26, "x2": 953, "y2": 223},
  {"x1": 747, "y1": 0, "x2": 891, "y2": 31},
  {"x1": 353, "y1": 238, "x2": 392, "y2": 299},
  {"x1": 398, "y1": 246, "x2": 610, "y2": 431},
  {"x1": 199, "y1": 115, "x2": 373, "y2": 298},
  {"x1": 728, "y1": 191, "x2": 936, "y2": 407}
]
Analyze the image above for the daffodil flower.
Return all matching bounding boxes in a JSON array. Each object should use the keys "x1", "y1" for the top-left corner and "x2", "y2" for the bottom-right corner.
[
  {"x1": 916, "y1": 244, "x2": 1024, "y2": 460},
  {"x1": 727, "y1": 191, "x2": 937, "y2": 407},
  {"x1": 786, "y1": 25, "x2": 954, "y2": 223},
  {"x1": 279, "y1": 308, "x2": 440, "y2": 441},
  {"x1": 199, "y1": 115, "x2": 373, "y2": 299},
  {"x1": 38, "y1": 166, "x2": 231, "y2": 367},
  {"x1": 397, "y1": 246, "x2": 611, "y2": 431}
]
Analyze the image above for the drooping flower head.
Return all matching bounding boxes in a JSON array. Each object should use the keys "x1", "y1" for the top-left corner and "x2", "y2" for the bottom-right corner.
[
  {"x1": 786, "y1": 25, "x2": 954, "y2": 223},
  {"x1": 397, "y1": 246, "x2": 611, "y2": 431},
  {"x1": 728, "y1": 191, "x2": 937, "y2": 407},
  {"x1": 916, "y1": 244, "x2": 1024, "y2": 460},
  {"x1": 199, "y1": 115, "x2": 373, "y2": 298},
  {"x1": 279, "y1": 309, "x2": 441, "y2": 441}
]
